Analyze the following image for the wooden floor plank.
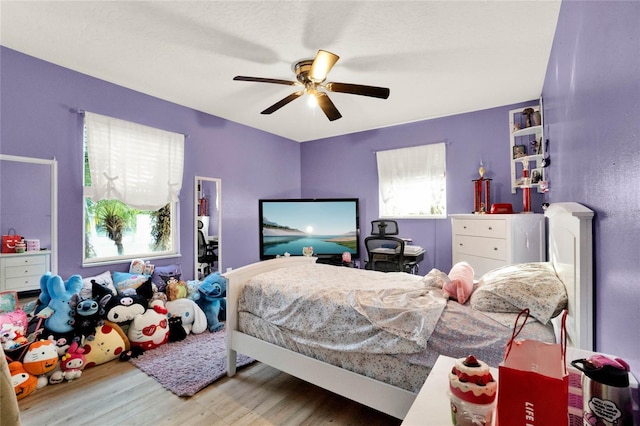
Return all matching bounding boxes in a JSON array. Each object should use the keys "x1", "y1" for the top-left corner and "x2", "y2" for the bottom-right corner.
[{"x1": 18, "y1": 359, "x2": 402, "y2": 426}]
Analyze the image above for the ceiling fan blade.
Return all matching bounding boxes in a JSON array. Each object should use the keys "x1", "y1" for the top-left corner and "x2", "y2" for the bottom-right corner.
[
  {"x1": 325, "y1": 82, "x2": 390, "y2": 99},
  {"x1": 233, "y1": 76, "x2": 297, "y2": 86},
  {"x1": 261, "y1": 91, "x2": 304, "y2": 115},
  {"x1": 315, "y1": 92, "x2": 342, "y2": 121},
  {"x1": 309, "y1": 50, "x2": 340, "y2": 83}
]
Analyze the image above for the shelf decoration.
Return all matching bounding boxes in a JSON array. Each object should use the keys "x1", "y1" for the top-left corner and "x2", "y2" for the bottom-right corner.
[{"x1": 473, "y1": 163, "x2": 491, "y2": 214}]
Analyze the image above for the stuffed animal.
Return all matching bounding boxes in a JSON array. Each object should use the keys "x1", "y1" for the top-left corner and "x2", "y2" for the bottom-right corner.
[
  {"x1": 443, "y1": 262, "x2": 475, "y2": 304},
  {"x1": 82, "y1": 321, "x2": 130, "y2": 368},
  {"x1": 39, "y1": 272, "x2": 83, "y2": 334},
  {"x1": 70, "y1": 281, "x2": 112, "y2": 341},
  {"x1": 127, "y1": 300, "x2": 169, "y2": 350},
  {"x1": 167, "y1": 316, "x2": 187, "y2": 342},
  {"x1": 22, "y1": 338, "x2": 59, "y2": 388},
  {"x1": 56, "y1": 341, "x2": 86, "y2": 382},
  {"x1": 164, "y1": 275, "x2": 188, "y2": 301},
  {"x1": 104, "y1": 278, "x2": 153, "y2": 326},
  {"x1": 9, "y1": 360, "x2": 38, "y2": 400},
  {"x1": 1, "y1": 323, "x2": 27, "y2": 350},
  {"x1": 166, "y1": 298, "x2": 207, "y2": 335},
  {"x1": 191, "y1": 272, "x2": 227, "y2": 332}
]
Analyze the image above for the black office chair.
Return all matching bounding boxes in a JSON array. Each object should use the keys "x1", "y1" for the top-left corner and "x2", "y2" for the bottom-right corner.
[
  {"x1": 370, "y1": 219, "x2": 399, "y2": 236},
  {"x1": 364, "y1": 220, "x2": 416, "y2": 273},
  {"x1": 197, "y1": 220, "x2": 218, "y2": 277}
]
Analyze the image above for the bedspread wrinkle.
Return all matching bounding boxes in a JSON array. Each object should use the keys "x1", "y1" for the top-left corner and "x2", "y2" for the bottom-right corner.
[{"x1": 348, "y1": 287, "x2": 446, "y2": 347}]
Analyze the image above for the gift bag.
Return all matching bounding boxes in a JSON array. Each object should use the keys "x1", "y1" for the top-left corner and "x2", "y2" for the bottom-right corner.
[
  {"x1": 496, "y1": 309, "x2": 569, "y2": 426},
  {"x1": 2, "y1": 228, "x2": 22, "y2": 253}
]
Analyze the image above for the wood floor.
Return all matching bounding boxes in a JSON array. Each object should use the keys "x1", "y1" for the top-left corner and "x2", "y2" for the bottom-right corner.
[{"x1": 17, "y1": 359, "x2": 403, "y2": 426}]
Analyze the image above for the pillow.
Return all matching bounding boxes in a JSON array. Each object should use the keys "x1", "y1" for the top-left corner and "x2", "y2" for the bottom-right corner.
[
  {"x1": 443, "y1": 262, "x2": 475, "y2": 304},
  {"x1": 80, "y1": 270, "x2": 117, "y2": 299},
  {"x1": 112, "y1": 271, "x2": 150, "y2": 293},
  {"x1": 470, "y1": 262, "x2": 568, "y2": 324},
  {"x1": 151, "y1": 264, "x2": 182, "y2": 291}
]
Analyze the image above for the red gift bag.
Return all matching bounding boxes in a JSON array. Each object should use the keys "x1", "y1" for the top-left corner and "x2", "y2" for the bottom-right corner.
[
  {"x1": 2, "y1": 228, "x2": 22, "y2": 253},
  {"x1": 496, "y1": 309, "x2": 569, "y2": 426}
]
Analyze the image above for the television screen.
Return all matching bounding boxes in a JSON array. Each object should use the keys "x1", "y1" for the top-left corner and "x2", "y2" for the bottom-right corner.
[{"x1": 259, "y1": 198, "x2": 360, "y2": 261}]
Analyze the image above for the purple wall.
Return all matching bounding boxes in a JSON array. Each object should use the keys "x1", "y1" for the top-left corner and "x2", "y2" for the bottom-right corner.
[
  {"x1": 542, "y1": 1, "x2": 640, "y2": 377},
  {"x1": 0, "y1": 46, "x2": 302, "y2": 278},
  {"x1": 4, "y1": 0, "x2": 637, "y2": 378},
  {"x1": 301, "y1": 104, "x2": 544, "y2": 272}
]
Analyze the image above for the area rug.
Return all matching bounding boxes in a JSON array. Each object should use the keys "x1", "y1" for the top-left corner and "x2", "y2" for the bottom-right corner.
[{"x1": 129, "y1": 328, "x2": 254, "y2": 397}]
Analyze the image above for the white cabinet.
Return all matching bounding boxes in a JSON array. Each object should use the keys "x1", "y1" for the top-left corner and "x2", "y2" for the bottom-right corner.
[
  {"x1": 450, "y1": 214, "x2": 545, "y2": 278},
  {"x1": 0, "y1": 251, "x2": 50, "y2": 292},
  {"x1": 509, "y1": 103, "x2": 546, "y2": 193}
]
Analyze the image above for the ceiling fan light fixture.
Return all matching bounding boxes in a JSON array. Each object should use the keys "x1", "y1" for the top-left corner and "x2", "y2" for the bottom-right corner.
[
  {"x1": 309, "y1": 50, "x2": 339, "y2": 83},
  {"x1": 306, "y1": 86, "x2": 318, "y2": 108}
]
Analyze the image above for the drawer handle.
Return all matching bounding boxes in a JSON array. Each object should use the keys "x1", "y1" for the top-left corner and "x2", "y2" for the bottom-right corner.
[
  {"x1": 493, "y1": 247, "x2": 498, "y2": 251},
  {"x1": 463, "y1": 225, "x2": 467, "y2": 229},
  {"x1": 488, "y1": 226, "x2": 493, "y2": 230}
]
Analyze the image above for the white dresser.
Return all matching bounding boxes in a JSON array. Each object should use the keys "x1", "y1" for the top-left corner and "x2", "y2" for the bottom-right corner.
[
  {"x1": 450, "y1": 214, "x2": 545, "y2": 278},
  {"x1": 0, "y1": 251, "x2": 50, "y2": 292}
]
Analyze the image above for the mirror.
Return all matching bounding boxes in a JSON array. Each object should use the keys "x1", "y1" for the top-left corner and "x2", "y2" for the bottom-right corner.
[
  {"x1": 0, "y1": 154, "x2": 58, "y2": 274},
  {"x1": 194, "y1": 176, "x2": 221, "y2": 280}
]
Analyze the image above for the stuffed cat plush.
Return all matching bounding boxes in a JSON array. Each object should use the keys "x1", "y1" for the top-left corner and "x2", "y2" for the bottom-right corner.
[
  {"x1": 167, "y1": 316, "x2": 187, "y2": 342},
  {"x1": 22, "y1": 338, "x2": 59, "y2": 389},
  {"x1": 127, "y1": 300, "x2": 169, "y2": 350}
]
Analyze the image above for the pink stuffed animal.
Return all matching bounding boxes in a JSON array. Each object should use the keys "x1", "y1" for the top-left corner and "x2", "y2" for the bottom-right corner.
[
  {"x1": 443, "y1": 262, "x2": 475, "y2": 304},
  {"x1": 59, "y1": 341, "x2": 86, "y2": 381}
]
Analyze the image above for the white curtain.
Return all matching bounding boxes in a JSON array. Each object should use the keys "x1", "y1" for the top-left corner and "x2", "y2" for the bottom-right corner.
[
  {"x1": 84, "y1": 112, "x2": 185, "y2": 211},
  {"x1": 376, "y1": 143, "x2": 446, "y2": 218}
]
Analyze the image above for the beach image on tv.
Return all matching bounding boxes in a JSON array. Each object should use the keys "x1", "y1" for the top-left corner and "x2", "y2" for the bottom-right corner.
[{"x1": 262, "y1": 201, "x2": 358, "y2": 256}]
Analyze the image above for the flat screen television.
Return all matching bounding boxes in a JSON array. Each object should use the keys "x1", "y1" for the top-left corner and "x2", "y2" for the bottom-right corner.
[{"x1": 259, "y1": 198, "x2": 360, "y2": 261}]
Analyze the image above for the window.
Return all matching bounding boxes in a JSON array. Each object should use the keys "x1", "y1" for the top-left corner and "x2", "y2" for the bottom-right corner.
[
  {"x1": 83, "y1": 112, "x2": 184, "y2": 264},
  {"x1": 376, "y1": 143, "x2": 446, "y2": 218}
]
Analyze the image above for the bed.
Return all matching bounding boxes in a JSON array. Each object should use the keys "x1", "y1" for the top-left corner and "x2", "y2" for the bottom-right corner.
[{"x1": 224, "y1": 202, "x2": 594, "y2": 419}]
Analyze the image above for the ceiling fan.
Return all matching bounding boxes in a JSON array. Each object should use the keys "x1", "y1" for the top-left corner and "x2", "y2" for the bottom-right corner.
[{"x1": 233, "y1": 50, "x2": 390, "y2": 121}]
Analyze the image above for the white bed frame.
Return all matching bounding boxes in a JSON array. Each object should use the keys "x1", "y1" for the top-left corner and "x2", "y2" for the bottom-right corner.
[{"x1": 224, "y1": 202, "x2": 594, "y2": 419}]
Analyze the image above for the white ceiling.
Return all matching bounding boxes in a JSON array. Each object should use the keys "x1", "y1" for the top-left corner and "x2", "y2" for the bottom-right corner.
[{"x1": 0, "y1": 1, "x2": 561, "y2": 142}]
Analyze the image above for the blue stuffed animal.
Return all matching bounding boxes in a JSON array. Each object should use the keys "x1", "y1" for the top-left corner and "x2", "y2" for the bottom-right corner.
[
  {"x1": 190, "y1": 272, "x2": 226, "y2": 332},
  {"x1": 39, "y1": 272, "x2": 83, "y2": 334}
]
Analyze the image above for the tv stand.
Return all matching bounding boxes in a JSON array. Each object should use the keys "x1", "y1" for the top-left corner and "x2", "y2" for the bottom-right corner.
[{"x1": 315, "y1": 255, "x2": 355, "y2": 268}]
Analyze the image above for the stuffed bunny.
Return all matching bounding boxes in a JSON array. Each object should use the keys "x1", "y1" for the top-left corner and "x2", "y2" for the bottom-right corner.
[{"x1": 165, "y1": 298, "x2": 207, "y2": 335}]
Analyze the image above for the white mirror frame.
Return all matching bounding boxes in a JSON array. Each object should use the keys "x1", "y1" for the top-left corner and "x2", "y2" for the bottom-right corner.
[
  {"x1": 194, "y1": 176, "x2": 221, "y2": 280},
  {"x1": 0, "y1": 154, "x2": 58, "y2": 274}
]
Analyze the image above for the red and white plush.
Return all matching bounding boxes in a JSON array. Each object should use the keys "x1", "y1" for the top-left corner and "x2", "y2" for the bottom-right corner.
[
  {"x1": 127, "y1": 300, "x2": 169, "y2": 350},
  {"x1": 443, "y1": 261, "x2": 475, "y2": 304}
]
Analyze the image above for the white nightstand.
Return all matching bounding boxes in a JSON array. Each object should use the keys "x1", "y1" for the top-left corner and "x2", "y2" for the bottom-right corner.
[{"x1": 402, "y1": 349, "x2": 638, "y2": 426}]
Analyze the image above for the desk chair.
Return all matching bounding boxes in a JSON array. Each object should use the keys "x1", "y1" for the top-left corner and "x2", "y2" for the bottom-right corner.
[
  {"x1": 198, "y1": 220, "x2": 218, "y2": 277},
  {"x1": 364, "y1": 220, "x2": 417, "y2": 273}
]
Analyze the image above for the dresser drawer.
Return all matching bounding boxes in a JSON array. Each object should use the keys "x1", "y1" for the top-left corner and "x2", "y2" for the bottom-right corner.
[
  {"x1": 453, "y1": 235, "x2": 507, "y2": 261},
  {"x1": 4, "y1": 275, "x2": 41, "y2": 292},
  {"x1": 4, "y1": 263, "x2": 47, "y2": 279},
  {"x1": 3, "y1": 254, "x2": 47, "y2": 268},
  {"x1": 452, "y1": 218, "x2": 506, "y2": 238}
]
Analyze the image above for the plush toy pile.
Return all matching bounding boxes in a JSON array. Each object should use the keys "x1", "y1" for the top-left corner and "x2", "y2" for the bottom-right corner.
[{"x1": 3, "y1": 262, "x2": 227, "y2": 401}]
